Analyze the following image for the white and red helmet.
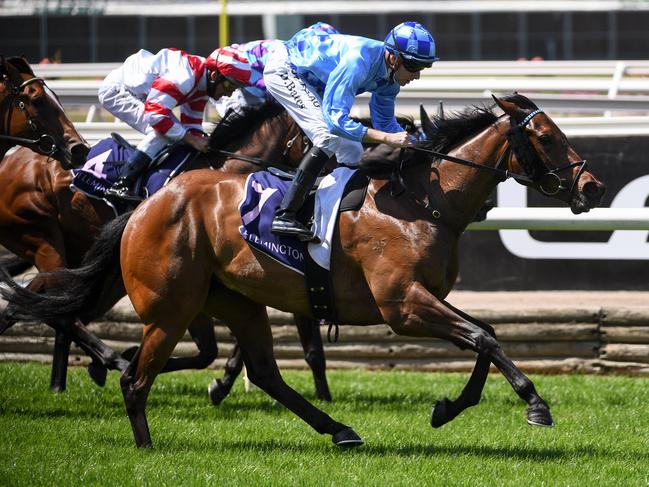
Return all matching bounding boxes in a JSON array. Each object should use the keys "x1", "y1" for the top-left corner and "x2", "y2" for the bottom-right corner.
[{"x1": 206, "y1": 46, "x2": 251, "y2": 87}]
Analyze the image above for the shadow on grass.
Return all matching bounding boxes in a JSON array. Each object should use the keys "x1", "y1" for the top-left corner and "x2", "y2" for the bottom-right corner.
[{"x1": 149, "y1": 437, "x2": 649, "y2": 463}]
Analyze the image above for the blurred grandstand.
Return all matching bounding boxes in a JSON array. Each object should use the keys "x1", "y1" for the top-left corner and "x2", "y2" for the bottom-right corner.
[{"x1": 2, "y1": 0, "x2": 649, "y2": 62}]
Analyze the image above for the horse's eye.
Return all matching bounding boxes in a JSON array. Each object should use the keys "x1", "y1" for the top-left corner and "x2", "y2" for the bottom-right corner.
[
  {"x1": 538, "y1": 134, "x2": 552, "y2": 146},
  {"x1": 31, "y1": 95, "x2": 46, "y2": 107}
]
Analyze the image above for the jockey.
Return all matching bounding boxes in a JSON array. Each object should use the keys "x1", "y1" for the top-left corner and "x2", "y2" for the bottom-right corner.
[
  {"x1": 264, "y1": 21, "x2": 439, "y2": 241},
  {"x1": 213, "y1": 22, "x2": 340, "y2": 118},
  {"x1": 98, "y1": 47, "x2": 252, "y2": 201}
]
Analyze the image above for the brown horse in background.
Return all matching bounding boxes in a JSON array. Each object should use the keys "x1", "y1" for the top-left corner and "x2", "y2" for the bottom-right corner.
[
  {"x1": 0, "y1": 93, "x2": 606, "y2": 448},
  {"x1": 0, "y1": 102, "x2": 333, "y2": 400},
  {"x1": 0, "y1": 55, "x2": 88, "y2": 166}
]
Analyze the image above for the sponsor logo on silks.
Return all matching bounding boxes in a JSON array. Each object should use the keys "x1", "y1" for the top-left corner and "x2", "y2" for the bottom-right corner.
[{"x1": 497, "y1": 177, "x2": 649, "y2": 260}]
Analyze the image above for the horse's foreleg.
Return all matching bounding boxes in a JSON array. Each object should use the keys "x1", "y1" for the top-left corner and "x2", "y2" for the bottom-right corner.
[
  {"x1": 430, "y1": 300, "x2": 493, "y2": 427},
  {"x1": 208, "y1": 342, "x2": 243, "y2": 406},
  {"x1": 210, "y1": 290, "x2": 362, "y2": 447},
  {"x1": 294, "y1": 315, "x2": 331, "y2": 401},
  {"x1": 160, "y1": 313, "x2": 218, "y2": 372},
  {"x1": 388, "y1": 282, "x2": 553, "y2": 428}
]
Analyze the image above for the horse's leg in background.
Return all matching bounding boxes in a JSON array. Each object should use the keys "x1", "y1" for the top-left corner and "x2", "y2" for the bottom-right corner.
[
  {"x1": 294, "y1": 315, "x2": 331, "y2": 401},
  {"x1": 207, "y1": 315, "x2": 331, "y2": 406},
  {"x1": 388, "y1": 282, "x2": 553, "y2": 428},
  {"x1": 207, "y1": 288, "x2": 362, "y2": 447},
  {"x1": 208, "y1": 341, "x2": 243, "y2": 406}
]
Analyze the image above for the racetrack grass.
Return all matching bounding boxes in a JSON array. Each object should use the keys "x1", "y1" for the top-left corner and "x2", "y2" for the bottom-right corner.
[{"x1": 1, "y1": 363, "x2": 647, "y2": 486}]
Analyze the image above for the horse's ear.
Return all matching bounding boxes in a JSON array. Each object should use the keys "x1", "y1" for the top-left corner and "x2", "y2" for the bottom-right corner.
[
  {"x1": 492, "y1": 94, "x2": 524, "y2": 120},
  {"x1": 419, "y1": 105, "x2": 437, "y2": 137}
]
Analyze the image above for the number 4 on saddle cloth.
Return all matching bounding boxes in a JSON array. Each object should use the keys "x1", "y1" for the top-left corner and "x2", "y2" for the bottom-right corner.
[
  {"x1": 71, "y1": 134, "x2": 196, "y2": 215},
  {"x1": 239, "y1": 168, "x2": 368, "y2": 324}
]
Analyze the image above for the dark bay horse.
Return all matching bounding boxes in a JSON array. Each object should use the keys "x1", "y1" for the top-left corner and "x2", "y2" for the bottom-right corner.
[
  {"x1": 0, "y1": 102, "x2": 332, "y2": 400},
  {"x1": 0, "y1": 56, "x2": 88, "y2": 166},
  {"x1": 0, "y1": 93, "x2": 606, "y2": 448}
]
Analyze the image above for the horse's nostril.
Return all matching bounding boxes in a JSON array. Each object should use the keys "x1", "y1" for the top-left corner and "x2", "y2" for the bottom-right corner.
[
  {"x1": 583, "y1": 181, "x2": 605, "y2": 199},
  {"x1": 71, "y1": 143, "x2": 90, "y2": 156},
  {"x1": 69, "y1": 143, "x2": 90, "y2": 167}
]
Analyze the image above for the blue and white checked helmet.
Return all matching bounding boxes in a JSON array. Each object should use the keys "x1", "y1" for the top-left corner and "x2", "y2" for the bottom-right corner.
[
  {"x1": 308, "y1": 21, "x2": 339, "y2": 35},
  {"x1": 384, "y1": 21, "x2": 438, "y2": 70}
]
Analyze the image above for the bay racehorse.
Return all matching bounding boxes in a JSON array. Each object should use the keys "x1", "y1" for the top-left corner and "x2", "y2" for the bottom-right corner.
[
  {"x1": 0, "y1": 55, "x2": 88, "y2": 166},
  {"x1": 2, "y1": 93, "x2": 605, "y2": 448},
  {"x1": 0, "y1": 102, "x2": 333, "y2": 400}
]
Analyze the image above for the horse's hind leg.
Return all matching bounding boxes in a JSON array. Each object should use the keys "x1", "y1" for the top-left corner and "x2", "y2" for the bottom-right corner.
[
  {"x1": 208, "y1": 342, "x2": 243, "y2": 406},
  {"x1": 158, "y1": 313, "x2": 218, "y2": 373},
  {"x1": 50, "y1": 331, "x2": 71, "y2": 392},
  {"x1": 294, "y1": 315, "x2": 331, "y2": 401},
  {"x1": 121, "y1": 319, "x2": 191, "y2": 448},
  {"x1": 207, "y1": 289, "x2": 362, "y2": 447}
]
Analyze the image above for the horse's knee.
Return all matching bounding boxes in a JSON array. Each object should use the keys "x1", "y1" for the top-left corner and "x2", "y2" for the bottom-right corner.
[
  {"x1": 473, "y1": 331, "x2": 501, "y2": 355},
  {"x1": 304, "y1": 350, "x2": 325, "y2": 368},
  {"x1": 481, "y1": 323, "x2": 496, "y2": 338}
]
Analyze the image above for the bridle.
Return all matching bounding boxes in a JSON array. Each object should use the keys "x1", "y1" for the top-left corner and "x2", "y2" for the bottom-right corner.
[
  {"x1": 397, "y1": 108, "x2": 588, "y2": 199},
  {"x1": 0, "y1": 73, "x2": 59, "y2": 156}
]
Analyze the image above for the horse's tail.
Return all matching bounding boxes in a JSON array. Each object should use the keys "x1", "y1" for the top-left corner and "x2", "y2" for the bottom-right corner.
[{"x1": 0, "y1": 212, "x2": 132, "y2": 324}]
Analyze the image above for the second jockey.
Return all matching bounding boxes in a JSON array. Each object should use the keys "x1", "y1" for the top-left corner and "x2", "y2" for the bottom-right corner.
[{"x1": 98, "y1": 47, "x2": 252, "y2": 201}]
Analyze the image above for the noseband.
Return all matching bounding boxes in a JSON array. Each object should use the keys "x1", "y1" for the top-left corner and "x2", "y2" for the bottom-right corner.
[{"x1": 0, "y1": 74, "x2": 59, "y2": 156}]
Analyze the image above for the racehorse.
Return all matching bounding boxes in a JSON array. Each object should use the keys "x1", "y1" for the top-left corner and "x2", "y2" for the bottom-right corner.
[
  {"x1": 0, "y1": 55, "x2": 88, "y2": 166},
  {"x1": 0, "y1": 102, "x2": 333, "y2": 400},
  {"x1": 0, "y1": 93, "x2": 606, "y2": 448}
]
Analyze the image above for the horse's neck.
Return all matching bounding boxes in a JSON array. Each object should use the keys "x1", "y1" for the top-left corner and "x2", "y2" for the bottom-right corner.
[{"x1": 427, "y1": 123, "x2": 509, "y2": 231}]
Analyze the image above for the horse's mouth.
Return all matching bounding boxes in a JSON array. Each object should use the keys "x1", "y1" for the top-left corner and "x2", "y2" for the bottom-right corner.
[
  {"x1": 570, "y1": 181, "x2": 606, "y2": 214},
  {"x1": 53, "y1": 141, "x2": 89, "y2": 169}
]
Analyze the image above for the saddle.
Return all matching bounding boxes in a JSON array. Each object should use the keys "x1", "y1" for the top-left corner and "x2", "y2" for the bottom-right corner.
[
  {"x1": 71, "y1": 134, "x2": 197, "y2": 215},
  {"x1": 239, "y1": 168, "x2": 369, "y2": 326}
]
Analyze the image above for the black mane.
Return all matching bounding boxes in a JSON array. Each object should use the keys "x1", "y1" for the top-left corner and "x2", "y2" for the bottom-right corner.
[
  {"x1": 426, "y1": 93, "x2": 539, "y2": 153},
  {"x1": 208, "y1": 102, "x2": 285, "y2": 152}
]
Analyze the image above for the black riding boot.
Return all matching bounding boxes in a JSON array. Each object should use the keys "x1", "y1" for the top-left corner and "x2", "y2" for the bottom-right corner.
[
  {"x1": 271, "y1": 147, "x2": 330, "y2": 241},
  {"x1": 105, "y1": 149, "x2": 152, "y2": 201}
]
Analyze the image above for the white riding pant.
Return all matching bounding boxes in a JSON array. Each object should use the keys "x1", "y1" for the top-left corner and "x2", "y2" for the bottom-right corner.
[
  {"x1": 98, "y1": 69, "x2": 170, "y2": 158},
  {"x1": 211, "y1": 88, "x2": 266, "y2": 118},
  {"x1": 263, "y1": 46, "x2": 364, "y2": 165}
]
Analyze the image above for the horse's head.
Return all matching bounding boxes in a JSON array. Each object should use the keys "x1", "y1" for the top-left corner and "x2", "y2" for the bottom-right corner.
[
  {"x1": 492, "y1": 93, "x2": 606, "y2": 214},
  {"x1": 0, "y1": 56, "x2": 89, "y2": 168}
]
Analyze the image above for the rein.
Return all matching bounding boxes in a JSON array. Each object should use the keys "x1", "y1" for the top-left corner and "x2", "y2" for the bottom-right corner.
[
  {"x1": 396, "y1": 109, "x2": 587, "y2": 202},
  {"x1": 214, "y1": 149, "x2": 297, "y2": 174},
  {"x1": 0, "y1": 75, "x2": 58, "y2": 156}
]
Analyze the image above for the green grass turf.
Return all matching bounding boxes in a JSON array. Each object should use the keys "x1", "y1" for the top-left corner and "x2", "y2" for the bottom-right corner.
[{"x1": 1, "y1": 363, "x2": 648, "y2": 486}]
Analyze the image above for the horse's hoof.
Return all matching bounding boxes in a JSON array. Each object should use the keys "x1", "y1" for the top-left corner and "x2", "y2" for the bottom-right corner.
[
  {"x1": 430, "y1": 398, "x2": 452, "y2": 428},
  {"x1": 87, "y1": 361, "x2": 108, "y2": 387},
  {"x1": 121, "y1": 345, "x2": 139, "y2": 362},
  {"x1": 332, "y1": 427, "x2": 364, "y2": 447},
  {"x1": 208, "y1": 379, "x2": 229, "y2": 406},
  {"x1": 527, "y1": 404, "x2": 555, "y2": 428}
]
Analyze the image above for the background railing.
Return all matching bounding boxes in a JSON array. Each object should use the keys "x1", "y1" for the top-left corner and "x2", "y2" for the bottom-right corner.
[{"x1": 33, "y1": 59, "x2": 649, "y2": 124}]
